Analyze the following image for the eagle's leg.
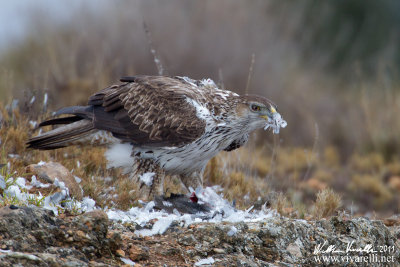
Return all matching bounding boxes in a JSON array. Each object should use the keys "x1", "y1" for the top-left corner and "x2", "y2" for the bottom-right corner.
[
  {"x1": 131, "y1": 156, "x2": 165, "y2": 200},
  {"x1": 179, "y1": 171, "x2": 203, "y2": 193}
]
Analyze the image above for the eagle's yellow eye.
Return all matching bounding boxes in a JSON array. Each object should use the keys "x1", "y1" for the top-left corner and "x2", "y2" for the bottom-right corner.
[{"x1": 251, "y1": 104, "x2": 261, "y2": 112}]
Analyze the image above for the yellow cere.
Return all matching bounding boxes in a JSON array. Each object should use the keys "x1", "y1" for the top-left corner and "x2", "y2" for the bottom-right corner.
[{"x1": 270, "y1": 106, "x2": 277, "y2": 113}]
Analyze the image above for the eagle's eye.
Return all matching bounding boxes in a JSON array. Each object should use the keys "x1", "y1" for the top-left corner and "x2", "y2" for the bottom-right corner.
[{"x1": 251, "y1": 104, "x2": 261, "y2": 112}]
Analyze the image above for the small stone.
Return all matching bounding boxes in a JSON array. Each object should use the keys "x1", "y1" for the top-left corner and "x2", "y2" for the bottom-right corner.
[
  {"x1": 116, "y1": 249, "x2": 125, "y2": 257},
  {"x1": 75, "y1": 230, "x2": 87, "y2": 240},
  {"x1": 213, "y1": 248, "x2": 225, "y2": 254},
  {"x1": 26, "y1": 161, "x2": 83, "y2": 200},
  {"x1": 79, "y1": 210, "x2": 109, "y2": 232},
  {"x1": 287, "y1": 242, "x2": 302, "y2": 258},
  {"x1": 129, "y1": 246, "x2": 149, "y2": 261}
]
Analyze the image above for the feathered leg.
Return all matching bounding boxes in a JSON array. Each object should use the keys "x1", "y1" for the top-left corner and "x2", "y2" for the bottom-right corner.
[
  {"x1": 131, "y1": 156, "x2": 165, "y2": 200},
  {"x1": 179, "y1": 171, "x2": 203, "y2": 192}
]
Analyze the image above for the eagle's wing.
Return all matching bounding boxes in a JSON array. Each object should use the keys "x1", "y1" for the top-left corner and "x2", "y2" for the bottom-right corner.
[{"x1": 88, "y1": 76, "x2": 206, "y2": 147}]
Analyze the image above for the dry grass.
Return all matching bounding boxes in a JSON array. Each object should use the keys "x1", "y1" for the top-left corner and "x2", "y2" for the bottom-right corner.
[
  {"x1": 203, "y1": 147, "x2": 272, "y2": 209},
  {"x1": 312, "y1": 188, "x2": 342, "y2": 219}
]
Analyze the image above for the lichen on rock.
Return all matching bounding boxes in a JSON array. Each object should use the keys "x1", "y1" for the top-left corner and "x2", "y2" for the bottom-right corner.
[{"x1": 0, "y1": 205, "x2": 398, "y2": 266}]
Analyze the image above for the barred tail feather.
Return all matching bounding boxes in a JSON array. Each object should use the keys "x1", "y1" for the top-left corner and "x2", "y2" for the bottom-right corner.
[
  {"x1": 27, "y1": 105, "x2": 98, "y2": 150},
  {"x1": 27, "y1": 120, "x2": 95, "y2": 150}
]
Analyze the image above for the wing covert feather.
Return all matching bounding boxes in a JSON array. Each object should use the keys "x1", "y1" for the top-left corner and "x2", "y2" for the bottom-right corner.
[{"x1": 89, "y1": 76, "x2": 206, "y2": 147}]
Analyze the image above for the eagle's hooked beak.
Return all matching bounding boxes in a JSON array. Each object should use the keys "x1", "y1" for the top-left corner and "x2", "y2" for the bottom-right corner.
[{"x1": 259, "y1": 106, "x2": 277, "y2": 121}]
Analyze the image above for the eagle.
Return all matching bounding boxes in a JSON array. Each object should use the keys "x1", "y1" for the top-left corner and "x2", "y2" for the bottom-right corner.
[{"x1": 27, "y1": 75, "x2": 287, "y2": 200}]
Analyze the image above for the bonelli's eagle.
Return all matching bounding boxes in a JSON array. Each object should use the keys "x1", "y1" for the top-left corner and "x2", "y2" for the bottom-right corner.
[{"x1": 27, "y1": 75, "x2": 287, "y2": 199}]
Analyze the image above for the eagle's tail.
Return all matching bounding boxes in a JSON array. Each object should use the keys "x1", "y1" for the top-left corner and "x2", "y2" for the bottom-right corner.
[{"x1": 27, "y1": 106, "x2": 95, "y2": 150}]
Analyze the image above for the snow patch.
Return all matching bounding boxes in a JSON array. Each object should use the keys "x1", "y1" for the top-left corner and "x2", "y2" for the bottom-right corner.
[
  {"x1": 81, "y1": 197, "x2": 96, "y2": 212},
  {"x1": 2, "y1": 174, "x2": 86, "y2": 216},
  {"x1": 15, "y1": 177, "x2": 26, "y2": 188},
  {"x1": 195, "y1": 257, "x2": 215, "y2": 266},
  {"x1": 29, "y1": 175, "x2": 51, "y2": 188},
  {"x1": 106, "y1": 186, "x2": 275, "y2": 236},
  {"x1": 5, "y1": 185, "x2": 23, "y2": 199},
  {"x1": 139, "y1": 172, "x2": 155, "y2": 187},
  {"x1": 120, "y1": 257, "x2": 135, "y2": 266},
  {"x1": 135, "y1": 217, "x2": 174, "y2": 236},
  {"x1": 227, "y1": 226, "x2": 238, "y2": 236}
]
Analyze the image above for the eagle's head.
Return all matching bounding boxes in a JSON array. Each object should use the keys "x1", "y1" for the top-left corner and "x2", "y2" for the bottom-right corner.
[{"x1": 238, "y1": 95, "x2": 287, "y2": 133}]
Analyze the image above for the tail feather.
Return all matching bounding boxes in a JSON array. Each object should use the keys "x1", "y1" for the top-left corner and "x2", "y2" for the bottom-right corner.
[
  {"x1": 54, "y1": 106, "x2": 93, "y2": 117},
  {"x1": 27, "y1": 120, "x2": 94, "y2": 150},
  {"x1": 38, "y1": 116, "x2": 82, "y2": 127},
  {"x1": 27, "y1": 105, "x2": 95, "y2": 150}
]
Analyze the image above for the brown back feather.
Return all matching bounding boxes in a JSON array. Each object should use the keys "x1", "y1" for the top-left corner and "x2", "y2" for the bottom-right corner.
[{"x1": 88, "y1": 76, "x2": 206, "y2": 147}]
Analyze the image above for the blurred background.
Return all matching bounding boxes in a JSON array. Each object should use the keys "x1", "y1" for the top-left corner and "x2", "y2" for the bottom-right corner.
[{"x1": 1, "y1": 0, "x2": 400, "y2": 217}]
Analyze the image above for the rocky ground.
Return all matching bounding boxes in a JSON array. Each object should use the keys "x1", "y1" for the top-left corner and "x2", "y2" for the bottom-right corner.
[{"x1": 0, "y1": 205, "x2": 399, "y2": 266}]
